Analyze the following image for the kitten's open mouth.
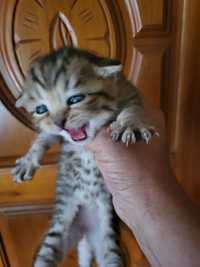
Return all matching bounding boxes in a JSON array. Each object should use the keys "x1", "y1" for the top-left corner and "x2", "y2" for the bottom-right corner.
[{"x1": 65, "y1": 125, "x2": 88, "y2": 141}]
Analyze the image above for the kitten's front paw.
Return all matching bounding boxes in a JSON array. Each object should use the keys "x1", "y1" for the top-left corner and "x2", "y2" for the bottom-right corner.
[
  {"x1": 109, "y1": 121, "x2": 158, "y2": 145},
  {"x1": 11, "y1": 154, "x2": 40, "y2": 183}
]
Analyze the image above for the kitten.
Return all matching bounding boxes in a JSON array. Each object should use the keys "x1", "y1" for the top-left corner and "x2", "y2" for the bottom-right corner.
[{"x1": 12, "y1": 47, "x2": 156, "y2": 267}]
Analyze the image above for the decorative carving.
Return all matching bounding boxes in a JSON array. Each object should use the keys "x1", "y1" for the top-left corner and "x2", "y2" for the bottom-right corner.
[
  {"x1": 130, "y1": 46, "x2": 169, "y2": 108},
  {"x1": 34, "y1": 0, "x2": 45, "y2": 9},
  {"x1": 78, "y1": 8, "x2": 94, "y2": 24},
  {"x1": 70, "y1": 0, "x2": 79, "y2": 11},
  {"x1": 131, "y1": 0, "x2": 170, "y2": 36},
  {"x1": 50, "y1": 12, "x2": 78, "y2": 51}
]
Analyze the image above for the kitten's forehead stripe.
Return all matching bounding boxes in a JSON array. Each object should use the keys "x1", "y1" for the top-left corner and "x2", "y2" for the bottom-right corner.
[
  {"x1": 60, "y1": 47, "x2": 121, "y2": 66},
  {"x1": 53, "y1": 64, "x2": 66, "y2": 86},
  {"x1": 30, "y1": 68, "x2": 45, "y2": 89},
  {"x1": 32, "y1": 88, "x2": 43, "y2": 99},
  {"x1": 28, "y1": 47, "x2": 121, "y2": 95},
  {"x1": 36, "y1": 47, "x2": 121, "y2": 75},
  {"x1": 65, "y1": 80, "x2": 69, "y2": 88}
]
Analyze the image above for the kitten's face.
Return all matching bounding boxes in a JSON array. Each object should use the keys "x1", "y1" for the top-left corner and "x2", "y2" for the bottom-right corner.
[{"x1": 16, "y1": 48, "x2": 122, "y2": 145}]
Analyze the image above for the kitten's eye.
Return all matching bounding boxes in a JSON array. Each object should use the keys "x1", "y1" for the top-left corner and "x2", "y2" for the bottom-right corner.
[
  {"x1": 67, "y1": 94, "x2": 85, "y2": 105},
  {"x1": 35, "y1": 104, "x2": 48, "y2": 114}
]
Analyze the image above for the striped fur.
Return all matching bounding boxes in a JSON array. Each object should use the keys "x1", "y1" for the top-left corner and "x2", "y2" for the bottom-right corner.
[{"x1": 12, "y1": 47, "x2": 157, "y2": 267}]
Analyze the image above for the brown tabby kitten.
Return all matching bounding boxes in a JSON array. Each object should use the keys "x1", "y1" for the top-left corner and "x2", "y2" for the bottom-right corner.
[{"x1": 12, "y1": 47, "x2": 156, "y2": 267}]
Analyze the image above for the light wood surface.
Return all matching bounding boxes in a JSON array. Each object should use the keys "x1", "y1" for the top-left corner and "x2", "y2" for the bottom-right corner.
[{"x1": 170, "y1": 0, "x2": 200, "y2": 204}]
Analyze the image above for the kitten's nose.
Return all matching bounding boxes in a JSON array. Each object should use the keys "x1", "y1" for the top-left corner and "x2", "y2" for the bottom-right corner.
[
  {"x1": 53, "y1": 110, "x2": 68, "y2": 128},
  {"x1": 54, "y1": 118, "x2": 66, "y2": 128}
]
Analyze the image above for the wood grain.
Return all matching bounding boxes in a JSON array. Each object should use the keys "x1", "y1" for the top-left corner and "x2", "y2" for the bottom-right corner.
[
  {"x1": 1, "y1": 0, "x2": 195, "y2": 266},
  {"x1": 170, "y1": 0, "x2": 200, "y2": 204},
  {"x1": 0, "y1": 214, "x2": 20, "y2": 267}
]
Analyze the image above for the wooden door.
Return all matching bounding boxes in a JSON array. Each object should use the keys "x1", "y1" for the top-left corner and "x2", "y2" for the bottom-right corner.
[{"x1": 0, "y1": 0, "x2": 199, "y2": 266}]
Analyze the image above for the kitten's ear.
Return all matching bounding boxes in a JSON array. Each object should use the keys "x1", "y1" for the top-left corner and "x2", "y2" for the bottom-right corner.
[
  {"x1": 15, "y1": 94, "x2": 27, "y2": 108},
  {"x1": 95, "y1": 64, "x2": 122, "y2": 77}
]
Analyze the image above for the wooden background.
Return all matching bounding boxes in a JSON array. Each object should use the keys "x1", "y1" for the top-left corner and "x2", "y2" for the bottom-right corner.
[{"x1": 0, "y1": 0, "x2": 199, "y2": 266}]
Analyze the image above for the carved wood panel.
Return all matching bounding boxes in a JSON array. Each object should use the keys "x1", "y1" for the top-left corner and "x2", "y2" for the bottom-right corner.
[
  {"x1": 170, "y1": 0, "x2": 200, "y2": 204},
  {"x1": 0, "y1": 0, "x2": 173, "y2": 266}
]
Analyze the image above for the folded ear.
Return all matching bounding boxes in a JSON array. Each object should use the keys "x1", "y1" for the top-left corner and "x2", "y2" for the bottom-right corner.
[
  {"x1": 95, "y1": 64, "x2": 122, "y2": 77},
  {"x1": 15, "y1": 94, "x2": 27, "y2": 108}
]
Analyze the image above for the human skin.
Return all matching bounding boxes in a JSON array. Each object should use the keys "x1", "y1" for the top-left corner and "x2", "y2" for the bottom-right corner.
[{"x1": 87, "y1": 105, "x2": 200, "y2": 267}]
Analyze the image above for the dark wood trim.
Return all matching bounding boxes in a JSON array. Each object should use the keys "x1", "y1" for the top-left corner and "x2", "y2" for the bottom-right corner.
[{"x1": 0, "y1": 234, "x2": 10, "y2": 267}]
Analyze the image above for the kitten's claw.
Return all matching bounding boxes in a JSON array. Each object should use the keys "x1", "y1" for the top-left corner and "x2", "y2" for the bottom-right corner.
[
  {"x1": 141, "y1": 128, "x2": 154, "y2": 144},
  {"x1": 12, "y1": 154, "x2": 40, "y2": 183},
  {"x1": 110, "y1": 121, "x2": 158, "y2": 145},
  {"x1": 108, "y1": 122, "x2": 121, "y2": 142},
  {"x1": 111, "y1": 131, "x2": 120, "y2": 142},
  {"x1": 121, "y1": 128, "x2": 136, "y2": 145}
]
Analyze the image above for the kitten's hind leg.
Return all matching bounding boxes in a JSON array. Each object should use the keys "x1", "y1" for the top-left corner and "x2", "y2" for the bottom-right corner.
[
  {"x1": 92, "y1": 196, "x2": 123, "y2": 267},
  {"x1": 33, "y1": 201, "x2": 80, "y2": 267},
  {"x1": 78, "y1": 236, "x2": 93, "y2": 267}
]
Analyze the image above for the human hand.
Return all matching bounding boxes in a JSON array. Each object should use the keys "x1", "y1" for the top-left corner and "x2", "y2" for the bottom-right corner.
[{"x1": 87, "y1": 103, "x2": 170, "y2": 228}]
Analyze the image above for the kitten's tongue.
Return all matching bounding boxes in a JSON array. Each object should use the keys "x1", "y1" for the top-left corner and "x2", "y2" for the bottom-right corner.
[{"x1": 66, "y1": 125, "x2": 87, "y2": 141}]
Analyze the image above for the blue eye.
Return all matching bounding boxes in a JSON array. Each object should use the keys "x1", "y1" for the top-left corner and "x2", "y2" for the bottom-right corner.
[
  {"x1": 36, "y1": 104, "x2": 48, "y2": 114},
  {"x1": 67, "y1": 94, "x2": 85, "y2": 105}
]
